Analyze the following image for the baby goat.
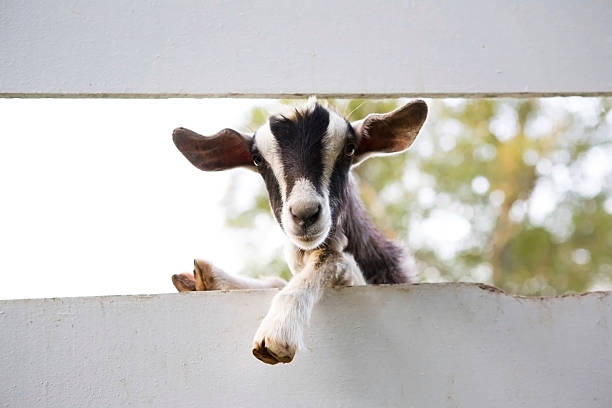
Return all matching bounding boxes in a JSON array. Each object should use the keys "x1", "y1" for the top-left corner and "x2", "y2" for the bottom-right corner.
[{"x1": 172, "y1": 98, "x2": 427, "y2": 365}]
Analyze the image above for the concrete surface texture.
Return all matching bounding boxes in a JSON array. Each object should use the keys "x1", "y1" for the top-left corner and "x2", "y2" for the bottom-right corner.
[
  {"x1": 1, "y1": 1, "x2": 611, "y2": 97},
  {"x1": 1, "y1": 283, "x2": 611, "y2": 407}
]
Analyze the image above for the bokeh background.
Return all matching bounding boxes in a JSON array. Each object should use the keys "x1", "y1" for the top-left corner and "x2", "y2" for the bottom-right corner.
[
  {"x1": 227, "y1": 97, "x2": 612, "y2": 296},
  {"x1": 1, "y1": 97, "x2": 610, "y2": 299}
]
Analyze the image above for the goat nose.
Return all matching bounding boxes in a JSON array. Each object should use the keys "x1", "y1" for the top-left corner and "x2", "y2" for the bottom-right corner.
[{"x1": 290, "y1": 202, "x2": 321, "y2": 228}]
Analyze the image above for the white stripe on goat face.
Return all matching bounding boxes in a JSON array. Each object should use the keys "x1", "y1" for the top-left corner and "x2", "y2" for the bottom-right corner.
[
  {"x1": 321, "y1": 110, "x2": 350, "y2": 191},
  {"x1": 255, "y1": 120, "x2": 287, "y2": 199}
]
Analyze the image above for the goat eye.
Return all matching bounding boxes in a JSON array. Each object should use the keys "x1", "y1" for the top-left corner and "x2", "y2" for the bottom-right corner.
[
  {"x1": 345, "y1": 143, "x2": 356, "y2": 157},
  {"x1": 252, "y1": 154, "x2": 263, "y2": 167}
]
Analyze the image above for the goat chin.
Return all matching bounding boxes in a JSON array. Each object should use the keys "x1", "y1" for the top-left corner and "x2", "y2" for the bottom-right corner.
[{"x1": 287, "y1": 229, "x2": 329, "y2": 251}]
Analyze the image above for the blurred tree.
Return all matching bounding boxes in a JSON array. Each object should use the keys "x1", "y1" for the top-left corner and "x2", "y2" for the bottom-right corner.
[{"x1": 222, "y1": 97, "x2": 612, "y2": 296}]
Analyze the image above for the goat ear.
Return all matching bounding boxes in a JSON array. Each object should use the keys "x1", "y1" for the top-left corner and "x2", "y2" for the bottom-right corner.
[
  {"x1": 351, "y1": 100, "x2": 427, "y2": 165},
  {"x1": 173, "y1": 127, "x2": 253, "y2": 171}
]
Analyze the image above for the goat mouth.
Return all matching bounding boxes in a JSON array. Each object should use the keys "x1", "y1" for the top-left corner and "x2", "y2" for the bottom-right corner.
[{"x1": 289, "y1": 228, "x2": 329, "y2": 250}]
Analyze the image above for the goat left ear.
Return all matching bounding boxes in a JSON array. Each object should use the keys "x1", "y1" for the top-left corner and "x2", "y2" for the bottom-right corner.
[
  {"x1": 173, "y1": 127, "x2": 253, "y2": 171},
  {"x1": 351, "y1": 100, "x2": 427, "y2": 165}
]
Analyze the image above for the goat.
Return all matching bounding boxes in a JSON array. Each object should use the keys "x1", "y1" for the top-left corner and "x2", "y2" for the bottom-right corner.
[{"x1": 172, "y1": 98, "x2": 427, "y2": 364}]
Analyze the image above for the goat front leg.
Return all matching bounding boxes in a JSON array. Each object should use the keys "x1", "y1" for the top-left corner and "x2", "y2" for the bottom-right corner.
[
  {"x1": 172, "y1": 259, "x2": 287, "y2": 292},
  {"x1": 252, "y1": 249, "x2": 365, "y2": 364}
]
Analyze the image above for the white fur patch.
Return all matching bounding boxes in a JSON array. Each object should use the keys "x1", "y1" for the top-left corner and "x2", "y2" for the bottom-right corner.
[
  {"x1": 253, "y1": 289, "x2": 309, "y2": 352},
  {"x1": 339, "y1": 252, "x2": 367, "y2": 286},
  {"x1": 321, "y1": 110, "x2": 349, "y2": 191},
  {"x1": 282, "y1": 178, "x2": 331, "y2": 250},
  {"x1": 255, "y1": 120, "x2": 287, "y2": 198}
]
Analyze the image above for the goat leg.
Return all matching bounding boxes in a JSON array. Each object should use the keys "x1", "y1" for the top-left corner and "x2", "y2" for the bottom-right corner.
[
  {"x1": 172, "y1": 259, "x2": 287, "y2": 292},
  {"x1": 252, "y1": 248, "x2": 364, "y2": 364}
]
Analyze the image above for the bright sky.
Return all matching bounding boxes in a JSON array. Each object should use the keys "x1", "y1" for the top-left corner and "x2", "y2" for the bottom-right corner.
[{"x1": 0, "y1": 98, "x2": 287, "y2": 300}]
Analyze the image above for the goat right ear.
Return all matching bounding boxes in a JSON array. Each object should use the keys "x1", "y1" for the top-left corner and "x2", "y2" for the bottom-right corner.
[
  {"x1": 351, "y1": 100, "x2": 427, "y2": 165},
  {"x1": 173, "y1": 127, "x2": 253, "y2": 171}
]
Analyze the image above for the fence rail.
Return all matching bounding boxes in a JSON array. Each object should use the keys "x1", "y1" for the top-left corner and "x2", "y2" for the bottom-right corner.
[
  {"x1": 1, "y1": 284, "x2": 611, "y2": 407},
  {"x1": 1, "y1": 1, "x2": 611, "y2": 98}
]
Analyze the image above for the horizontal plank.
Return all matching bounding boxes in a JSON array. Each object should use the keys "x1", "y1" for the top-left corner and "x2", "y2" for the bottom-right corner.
[
  {"x1": 1, "y1": 284, "x2": 611, "y2": 407},
  {"x1": 1, "y1": 1, "x2": 611, "y2": 98}
]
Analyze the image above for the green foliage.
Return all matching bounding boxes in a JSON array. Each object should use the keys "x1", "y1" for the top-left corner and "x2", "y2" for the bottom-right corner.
[{"x1": 223, "y1": 97, "x2": 612, "y2": 296}]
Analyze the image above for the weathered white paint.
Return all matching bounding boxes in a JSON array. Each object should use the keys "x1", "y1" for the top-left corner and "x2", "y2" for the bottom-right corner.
[
  {"x1": 1, "y1": 284, "x2": 610, "y2": 407},
  {"x1": 1, "y1": 1, "x2": 610, "y2": 98}
]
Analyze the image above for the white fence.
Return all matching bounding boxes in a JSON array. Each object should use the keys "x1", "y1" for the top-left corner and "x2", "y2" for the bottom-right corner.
[
  {"x1": 1, "y1": 1, "x2": 612, "y2": 407},
  {"x1": 1, "y1": 1, "x2": 611, "y2": 98},
  {"x1": 1, "y1": 284, "x2": 611, "y2": 408}
]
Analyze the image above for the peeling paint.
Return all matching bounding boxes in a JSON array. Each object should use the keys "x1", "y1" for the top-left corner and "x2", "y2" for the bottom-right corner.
[{"x1": 476, "y1": 283, "x2": 505, "y2": 294}]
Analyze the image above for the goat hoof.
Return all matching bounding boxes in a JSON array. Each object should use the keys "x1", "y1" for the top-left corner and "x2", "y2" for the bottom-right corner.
[
  {"x1": 170, "y1": 259, "x2": 219, "y2": 292},
  {"x1": 172, "y1": 273, "x2": 196, "y2": 292},
  {"x1": 252, "y1": 338, "x2": 296, "y2": 365}
]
